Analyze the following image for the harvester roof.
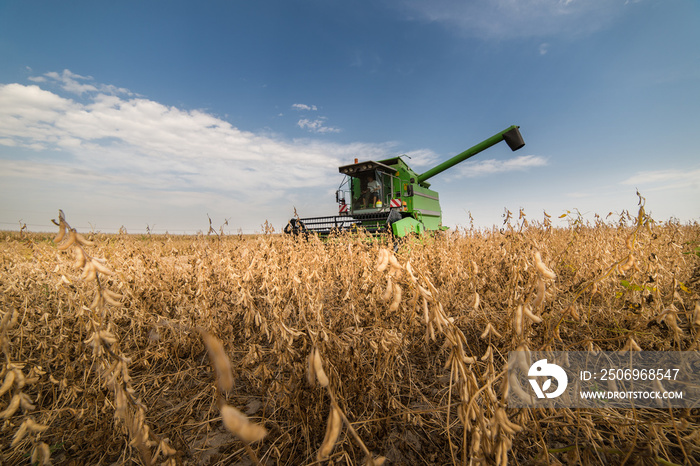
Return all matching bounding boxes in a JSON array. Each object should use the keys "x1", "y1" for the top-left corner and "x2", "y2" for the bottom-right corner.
[{"x1": 338, "y1": 160, "x2": 395, "y2": 176}]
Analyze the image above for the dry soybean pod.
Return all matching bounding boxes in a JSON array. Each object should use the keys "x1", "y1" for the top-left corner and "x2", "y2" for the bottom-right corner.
[
  {"x1": 313, "y1": 348, "x2": 329, "y2": 387},
  {"x1": 221, "y1": 404, "x2": 267, "y2": 443},
  {"x1": 381, "y1": 276, "x2": 393, "y2": 302},
  {"x1": 389, "y1": 283, "x2": 402, "y2": 311},
  {"x1": 534, "y1": 251, "x2": 556, "y2": 279},
  {"x1": 317, "y1": 406, "x2": 342, "y2": 461},
  {"x1": 201, "y1": 331, "x2": 234, "y2": 392},
  {"x1": 376, "y1": 248, "x2": 389, "y2": 272}
]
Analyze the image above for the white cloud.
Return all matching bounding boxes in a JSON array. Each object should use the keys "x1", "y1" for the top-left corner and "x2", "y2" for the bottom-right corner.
[
  {"x1": 0, "y1": 74, "x2": 403, "y2": 231},
  {"x1": 402, "y1": 148, "x2": 441, "y2": 169},
  {"x1": 292, "y1": 104, "x2": 341, "y2": 133},
  {"x1": 297, "y1": 118, "x2": 341, "y2": 134},
  {"x1": 30, "y1": 69, "x2": 133, "y2": 96},
  {"x1": 398, "y1": 0, "x2": 635, "y2": 40},
  {"x1": 621, "y1": 169, "x2": 700, "y2": 190},
  {"x1": 292, "y1": 103, "x2": 318, "y2": 111},
  {"x1": 451, "y1": 155, "x2": 548, "y2": 178},
  {"x1": 0, "y1": 138, "x2": 17, "y2": 147}
]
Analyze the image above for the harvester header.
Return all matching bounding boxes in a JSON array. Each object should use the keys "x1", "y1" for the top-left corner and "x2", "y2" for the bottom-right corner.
[{"x1": 285, "y1": 125, "x2": 525, "y2": 237}]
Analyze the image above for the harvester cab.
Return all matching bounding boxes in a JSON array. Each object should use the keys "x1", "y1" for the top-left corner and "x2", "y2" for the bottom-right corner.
[
  {"x1": 337, "y1": 160, "x2": 400, "y2": 212},
  {"x1": 285, "y1": 125, "x2": 525, "y2": 237}
]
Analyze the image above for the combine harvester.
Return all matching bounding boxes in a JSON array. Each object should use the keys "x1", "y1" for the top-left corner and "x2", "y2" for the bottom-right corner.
[{"x1": 285, "y1": 125, "x2": 525, "y2": 238}]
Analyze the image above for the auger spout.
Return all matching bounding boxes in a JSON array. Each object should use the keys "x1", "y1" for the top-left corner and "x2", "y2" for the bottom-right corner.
[{"x1": 416, "y1": 125, "x2": 524, "y2": 185}]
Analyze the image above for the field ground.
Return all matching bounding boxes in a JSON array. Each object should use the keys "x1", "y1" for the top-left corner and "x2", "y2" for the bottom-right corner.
[{"x1": 1, "y1": 209, "x2": 699, "y2": 465}]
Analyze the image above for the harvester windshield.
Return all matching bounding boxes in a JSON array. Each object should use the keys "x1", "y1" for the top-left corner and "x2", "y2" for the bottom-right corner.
[
  {"x1": 338, "y1": 160, "x2": 399, "y2": 213},
  {"x1": 349, "y1": 172, "x2": 380, "y2": 209}
]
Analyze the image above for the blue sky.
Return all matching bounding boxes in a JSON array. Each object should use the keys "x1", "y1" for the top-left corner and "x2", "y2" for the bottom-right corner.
[{"x1": 1, "y1": 0, "x2": 698, "y2": 233}]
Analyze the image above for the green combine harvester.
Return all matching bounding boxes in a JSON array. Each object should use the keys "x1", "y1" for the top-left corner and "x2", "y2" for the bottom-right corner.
[{"x1": 284, "y1": 125, "x2": 525, "y2": 237}]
